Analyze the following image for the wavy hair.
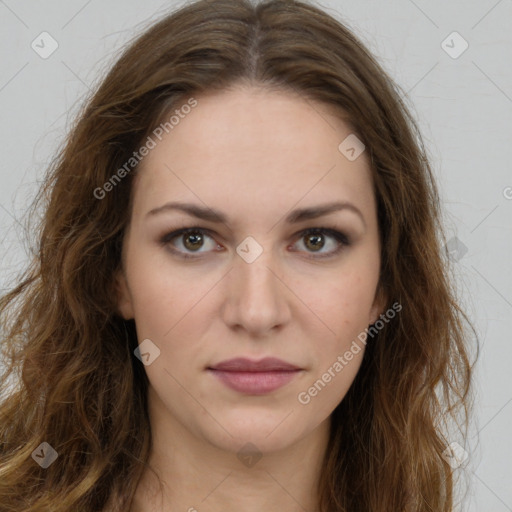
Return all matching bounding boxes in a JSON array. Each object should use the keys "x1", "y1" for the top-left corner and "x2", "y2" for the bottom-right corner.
[{"x1": 0, "y1": 0, "x2": 476, "y2": 510}]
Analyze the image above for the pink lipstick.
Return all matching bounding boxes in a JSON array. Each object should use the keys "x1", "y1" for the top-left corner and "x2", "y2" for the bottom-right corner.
[{"x1": 207, "y1": 357, "x2": 302, "y2": 395}]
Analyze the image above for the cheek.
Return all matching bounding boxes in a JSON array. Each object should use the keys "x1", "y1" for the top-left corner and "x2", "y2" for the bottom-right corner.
[
  {"x1": 295, "y1": 275, "x2": 372, "y2": 414},
  {"x1": 300, "y1": 269, "x2": 377, "y2": 341},
  {"x1": 130, "y1": 278, "x2": 171, "y2": 333},
  {"x1": 124, "y1": 263, "x2": 184, "y2": 352},
  {"x1": 125, "y1": 243, "x2": 195, "y2": 327},
  {"x1": 125, "y1": 255, "x2": 215, "y2": 361}
]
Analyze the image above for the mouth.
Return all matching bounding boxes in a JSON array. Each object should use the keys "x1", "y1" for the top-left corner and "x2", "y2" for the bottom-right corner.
[{"x1": 206, "y1": 357, "x2": 303, "y2": 395}]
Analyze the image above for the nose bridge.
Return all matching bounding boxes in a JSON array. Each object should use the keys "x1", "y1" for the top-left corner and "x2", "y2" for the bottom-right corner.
[
  {"x1": 235, "y1": 237, "x2": 280, "y2": 303},
  {"x1": 238, "y1": 248, "x2": 277, "y2": 293},
  {"x1": 224, "y1": 236, "x2": 289, "y2": 334}
]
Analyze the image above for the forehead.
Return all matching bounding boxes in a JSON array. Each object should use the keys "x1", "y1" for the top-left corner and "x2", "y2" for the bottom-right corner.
[{"x1": 131, "y1": 86, "x2": 375, "y2": 225}]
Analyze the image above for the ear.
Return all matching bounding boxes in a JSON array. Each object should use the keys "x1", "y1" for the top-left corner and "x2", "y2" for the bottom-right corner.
[
  {"x1": 114, "y1": 268, "x2": 135, "y2": 320},
  {"x1": 368, "y1": 284, "x2": 387, "y2": 325}
]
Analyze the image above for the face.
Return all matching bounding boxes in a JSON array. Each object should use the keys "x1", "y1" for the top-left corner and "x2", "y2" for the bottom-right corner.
[{"x1": 116, "y1": 85, "x2": 385, "y2": 455}]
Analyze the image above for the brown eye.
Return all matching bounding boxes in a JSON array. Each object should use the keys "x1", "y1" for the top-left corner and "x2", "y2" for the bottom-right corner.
[
  {"x1": 161, "y1": 226, "x2": 350, "y2": 260},
  {"x1": 182, "y1": 231, "x2": 204, "y2": 251},
  {"x1": 293, "y1": 228, "x2": 350, "y2": 258},
  {"x1": 303, "y1": 232, "x2": 325, "y2": 252},
  {"x1": 160, "y1": 227, "x2": 219, "y2": 258}
]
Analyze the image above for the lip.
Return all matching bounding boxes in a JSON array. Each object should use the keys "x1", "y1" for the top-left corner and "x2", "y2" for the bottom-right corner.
[
  {"x1": 209, "y1": 357, "x2": 302, "y2": 372},
  {"x1": 207, "y1": 357, "x2": 303, "y2": 395}
]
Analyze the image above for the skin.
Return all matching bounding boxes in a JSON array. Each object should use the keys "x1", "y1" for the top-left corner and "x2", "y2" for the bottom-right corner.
[{"x1": 116, "y1": 85, "x2": 386, "y2": 512}]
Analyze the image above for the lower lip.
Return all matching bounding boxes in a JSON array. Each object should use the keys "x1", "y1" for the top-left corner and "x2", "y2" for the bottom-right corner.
[{"x1": 208, "y1": 369, "x2": 301, "y2": 394}]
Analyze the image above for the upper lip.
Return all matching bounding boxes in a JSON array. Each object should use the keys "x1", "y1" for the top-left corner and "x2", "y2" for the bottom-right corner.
[{"x1": 208, "y1": 357, "x2": 302, "y2": 372}]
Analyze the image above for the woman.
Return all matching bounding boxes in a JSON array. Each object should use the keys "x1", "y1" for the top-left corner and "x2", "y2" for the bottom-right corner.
[{"x1": 0, "y1": 0, "x2": 476, "y2": 510}]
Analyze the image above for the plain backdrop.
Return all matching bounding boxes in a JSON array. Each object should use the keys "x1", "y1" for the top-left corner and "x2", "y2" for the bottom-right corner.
[{"x1": 0, "y1": 0, "x2": 511, "y2": 510}]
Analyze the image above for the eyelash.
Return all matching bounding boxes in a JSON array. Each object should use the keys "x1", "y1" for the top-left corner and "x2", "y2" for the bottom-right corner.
[{"x1": 159, "y1": 226, "x2": 351, "y2": 260}]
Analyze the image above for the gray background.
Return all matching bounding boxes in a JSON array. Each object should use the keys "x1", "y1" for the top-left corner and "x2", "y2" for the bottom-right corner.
[{"x1": 1, "y1": 0, "x2": 511, "y2": 509}]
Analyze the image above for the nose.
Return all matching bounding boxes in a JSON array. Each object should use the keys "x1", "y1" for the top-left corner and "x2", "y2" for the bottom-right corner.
[{"x1": 221, "y1": 244, "x2": 291, "y2": 337}]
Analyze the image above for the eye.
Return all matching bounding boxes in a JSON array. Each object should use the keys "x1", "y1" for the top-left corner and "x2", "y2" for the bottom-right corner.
[
  {"x1": 290, "y1": 227, "x2": 350, "y2": 259},
  {"x1": 160, "y1": 227, "x2": 220, "y2": 258},
  {"x1": 160, "y1": 226, "x2": 350, "y2": 259}
]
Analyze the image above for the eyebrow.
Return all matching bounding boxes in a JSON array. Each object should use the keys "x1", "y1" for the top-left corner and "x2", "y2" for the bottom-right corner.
[{"x1": 146, "y1": 200, "x2": 366, "y2": 228}]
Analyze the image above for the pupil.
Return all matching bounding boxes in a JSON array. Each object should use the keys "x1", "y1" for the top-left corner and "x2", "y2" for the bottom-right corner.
[
  {"x1": 306, "y1": 234, "x2": 324, "y2": 251},
  {"x1": 184, "y1": 232, "x2": 203, "y2": 250}
]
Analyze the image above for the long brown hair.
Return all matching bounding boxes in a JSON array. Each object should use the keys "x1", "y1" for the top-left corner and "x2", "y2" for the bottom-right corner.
[{"x1": 0, "y1": 0, "x2": 477, "y2": 510}]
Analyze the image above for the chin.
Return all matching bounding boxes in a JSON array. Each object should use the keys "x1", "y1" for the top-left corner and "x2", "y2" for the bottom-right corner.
[{"x1": 198, "y1": 410, "x2": 314, "y2": 455}]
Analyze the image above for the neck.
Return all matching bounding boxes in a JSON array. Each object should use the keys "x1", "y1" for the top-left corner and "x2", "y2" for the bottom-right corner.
[{"x1": 130, "y1": 389, "x2": 331, "y2": 512}]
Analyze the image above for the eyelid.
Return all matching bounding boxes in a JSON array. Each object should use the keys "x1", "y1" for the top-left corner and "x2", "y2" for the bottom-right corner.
[{"x1": 159, "y1": 225, "x2": 351, "y2": 259}]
